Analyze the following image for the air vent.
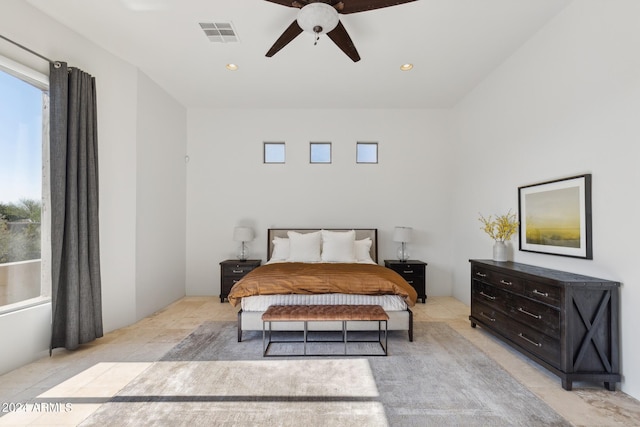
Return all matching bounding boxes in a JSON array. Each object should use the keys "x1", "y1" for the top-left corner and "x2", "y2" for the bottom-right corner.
[{"x1": 199, "y1": 22, "x2": 239, "y2": 43}]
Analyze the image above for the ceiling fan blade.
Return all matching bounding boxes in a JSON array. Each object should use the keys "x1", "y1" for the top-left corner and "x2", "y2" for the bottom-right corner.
[
  {"x1": 327, "y1": 21, "x2": 361, "y2": 62},
  {"x1": 338, "y1": 0, "x2": 418, "y2": 14},
  {"x1": 263, "y1": 0, "x2": 306, "y2": 8},
  {"x1": 266, "y1": 20, "x2": 304, "y2": 57}
]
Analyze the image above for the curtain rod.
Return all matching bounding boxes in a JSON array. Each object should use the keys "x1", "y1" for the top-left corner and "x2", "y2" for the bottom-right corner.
[{"x1": 0, "y1": 34, "x2": 61, "y2": 68}]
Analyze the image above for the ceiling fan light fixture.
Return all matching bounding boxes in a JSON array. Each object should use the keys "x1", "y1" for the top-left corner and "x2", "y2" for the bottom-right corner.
[{"x1": 297, "y1": 3, "x2": 339, "y2": 35}]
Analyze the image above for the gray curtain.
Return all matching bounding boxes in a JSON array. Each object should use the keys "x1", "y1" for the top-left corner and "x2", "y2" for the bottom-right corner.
[{"x1": 49, "y1": 62, "x2": 103, "y2": 352}]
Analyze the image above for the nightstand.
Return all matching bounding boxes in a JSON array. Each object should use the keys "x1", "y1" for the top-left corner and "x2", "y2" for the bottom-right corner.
[
  {"x1": 219, "y1": 259, "x2": 261, "y2": 303},
  {"x1": 384, "y1": 260, "x2": 427, "y2": 303}
]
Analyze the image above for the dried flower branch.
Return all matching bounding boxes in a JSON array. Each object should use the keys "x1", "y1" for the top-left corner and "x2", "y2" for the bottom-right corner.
[{"x1": 479, "y1": 210, "x2": 519, "y2": 242}]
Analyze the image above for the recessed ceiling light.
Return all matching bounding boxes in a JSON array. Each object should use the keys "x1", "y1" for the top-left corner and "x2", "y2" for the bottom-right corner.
[
  {"x1": 400, "y1": 63, "x2": 413, "y2": 71},
  {"x1": 226, "y1": 63, "x2": 239, "y2": 71}
]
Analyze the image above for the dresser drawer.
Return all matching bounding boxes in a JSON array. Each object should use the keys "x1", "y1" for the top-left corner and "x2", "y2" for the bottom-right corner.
[
  {"x1": 472, "y1": 265, "x2": 524, "y2": 293},
  {"x1": 502, "y1": 321, "x2": 560, "y2": 369},
  {"x1": 471, "y1": 299, "x2": 506, "y2": 328},
  {"x1": 523, "y1": 280, "x2": 562, "y2": 307},
  {"x1": 509, "y1": 297, "x2": 560, "y2": 339},
  {"x1": 472, "y1": 281, "x2": 512, "y2": 316}
]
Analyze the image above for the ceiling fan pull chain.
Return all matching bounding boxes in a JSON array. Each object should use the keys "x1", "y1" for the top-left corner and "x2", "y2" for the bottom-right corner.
[{"x1": 313, "y1": 26, "x2": 321, "y2": 46}]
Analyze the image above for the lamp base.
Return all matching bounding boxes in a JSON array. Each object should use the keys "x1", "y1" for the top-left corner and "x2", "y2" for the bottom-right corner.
[
  {"x1": 237, "y1": 242, "x2": 250, "y2": 262},
  {"x1": 397, "y1": 244, "x2": 410, "y2": 262}
]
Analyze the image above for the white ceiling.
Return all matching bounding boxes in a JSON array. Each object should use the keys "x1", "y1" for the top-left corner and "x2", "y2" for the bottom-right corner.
[{"x1": 27, "y1": 0, "x2": 571, "y2": 109}]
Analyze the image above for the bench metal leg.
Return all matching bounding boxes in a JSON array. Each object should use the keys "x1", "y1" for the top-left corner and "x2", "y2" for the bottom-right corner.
[
  {"x1": 343, "y1": 321, "x2": 347, "y2": 355},
  {"x1": 262, "y1": 321, "x2": 266, "y2": 356},
  {"x1": 303, "y1": 321, "x2": 308, "y2": 356}
]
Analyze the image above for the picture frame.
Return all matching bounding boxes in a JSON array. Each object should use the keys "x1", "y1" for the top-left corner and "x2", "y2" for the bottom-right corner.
[{"x1": 518, "y1": 174, "x2": 592, "y2": 259}]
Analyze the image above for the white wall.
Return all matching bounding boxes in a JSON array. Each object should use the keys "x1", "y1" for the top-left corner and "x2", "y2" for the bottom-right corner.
[
  {"x1": 135, "y1": 71, "x2": 187, "y2": 319},
  {"x1": 186, "y1": 108, "x2": 455, "y2": 298},
  {"x1": 450, "y1": 0, "x2": 640, "y2": 399},
  {"x1": 0, "y1": 1, "x2": 187, "y2": 374}
]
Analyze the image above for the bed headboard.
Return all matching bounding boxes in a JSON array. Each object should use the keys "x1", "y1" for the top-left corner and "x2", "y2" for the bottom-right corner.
[{"x1": 267, "y1": 228, "x2": 378, "y2": 263}]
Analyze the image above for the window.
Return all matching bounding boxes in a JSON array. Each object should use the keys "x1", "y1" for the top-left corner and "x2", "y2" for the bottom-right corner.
[
  {"x1": 356, "y1": 142, "x2": 378, "y2": 164},
  {"x1": 0, "y1": 55, "x2": 50, "y2": 313},
  {"x1": 264, "y1": 142, "x2": 285, "y2": 163},
  {"x1": 310, "y1": 142, "x2": 331, "y2": 164}
]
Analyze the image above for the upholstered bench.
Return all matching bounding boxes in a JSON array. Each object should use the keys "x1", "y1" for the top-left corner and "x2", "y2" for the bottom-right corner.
[{"x1": 261, "y1": 304, "x2": 389, "y2": 356}]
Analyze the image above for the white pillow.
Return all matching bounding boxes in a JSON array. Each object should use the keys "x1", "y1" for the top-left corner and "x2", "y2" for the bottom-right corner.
[
  {"x1": 287, "y1": 231, "x2": 322, "y2": 262},
  {"x1": 321, "y1": 229, "x2": 356, "y2": 263},
  {"x1": 270, "y1": 237, "x2": 289, "y2": 261},
  {"x1": 354, "y1": 237, "x2": 374, "y2": 263}
]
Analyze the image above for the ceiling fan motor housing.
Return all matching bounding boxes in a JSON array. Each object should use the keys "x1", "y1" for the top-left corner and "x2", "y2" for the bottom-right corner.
[{"x1": 297, "y1": 3, "x2": 339, "y2": 35}]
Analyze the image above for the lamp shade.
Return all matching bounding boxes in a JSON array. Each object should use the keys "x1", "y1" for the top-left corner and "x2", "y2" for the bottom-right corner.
[
  {"x1": 297, "y1": 3, "x2": 339, "y2": 35},
  {"x1": 393, "y1": 226, "x2": 413, "y2": 243},
  {"x1": 233, "y1": 226, "x2": 254, "y2": 242}
]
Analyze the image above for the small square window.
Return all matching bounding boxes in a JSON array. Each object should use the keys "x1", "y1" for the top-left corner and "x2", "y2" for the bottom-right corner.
[
  {"x1": 356, "y1": 142, "x2": 378, "y2": 164},
  {"x1": 310, "y1": 142, "x2": 331, "y2": 164},
  {"x1": 264, "y1": 142, "x2": 285, "y2": 163}
]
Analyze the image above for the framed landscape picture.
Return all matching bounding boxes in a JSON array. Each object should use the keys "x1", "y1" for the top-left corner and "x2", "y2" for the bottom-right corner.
[{"x1": 518, "y1": 174, "x2": 592, "y2": 259}]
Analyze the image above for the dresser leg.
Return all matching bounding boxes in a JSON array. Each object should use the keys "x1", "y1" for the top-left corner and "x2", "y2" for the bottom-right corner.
[
  {"x1": 605, "y1": 382, "x2": 616, "y2": 391},
  {"x1": 562, "y1": 379, "x2": 572, "y2": 391}
]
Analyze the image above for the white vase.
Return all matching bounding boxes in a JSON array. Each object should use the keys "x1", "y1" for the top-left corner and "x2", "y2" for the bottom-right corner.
[{"x1": 493, "y1": 241, "x2": 508, "y2": 262}]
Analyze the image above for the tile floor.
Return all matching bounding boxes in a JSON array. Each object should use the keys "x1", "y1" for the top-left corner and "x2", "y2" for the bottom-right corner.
[{"x1": 0, "y1": 296, "x2": 639, "y2": 426}]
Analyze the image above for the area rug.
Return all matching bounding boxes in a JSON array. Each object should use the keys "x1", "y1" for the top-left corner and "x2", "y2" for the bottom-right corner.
[{"x1": 81, "y1": 321, "x2": 570, "y2": 426}]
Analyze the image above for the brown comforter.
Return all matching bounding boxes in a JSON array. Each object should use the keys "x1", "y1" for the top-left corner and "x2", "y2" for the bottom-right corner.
[{"x1": 227, "y1": 262, "x2": 417, "y2": 307}]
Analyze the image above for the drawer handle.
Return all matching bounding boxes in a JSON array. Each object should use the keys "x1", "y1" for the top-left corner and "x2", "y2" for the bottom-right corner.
[
  {"x1": 518, "y1": 307, "x2": 542, "y2": 319},
  {"x1": 232, "y1": 269, "x2": 244, "y2": 273},
  {"x1": 500, "y1": 280, "x2": 512, "y2": 286},
  {"x1": 406, "y1": 280, "x2": 414, "y2": 284},
  {"x1": 475, "y1": 272, "x2": 487, "y2": 278},
  {"x1": 533, "y1": 289, "x2": 549, "y2": 297},
  {"x1": 479, "y1": 291, "x2": 496, "y2": 301},
  {"x1": 480, "y1": 312, "x2": 496, "y2": 322},
  {"x1": 233, "y1": 279, "x2": 239, "y2": 284},
  {"x1": 518, "y1": 333, "x2": 542, "y2": 347},
  {"x1": 403, "y1": 270, "x2": 414, "y2": 274}
]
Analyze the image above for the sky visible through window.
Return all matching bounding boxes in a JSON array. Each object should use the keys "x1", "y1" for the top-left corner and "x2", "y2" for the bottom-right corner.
[{"x1": 0, "y1": 69, "x2": 42, "y2": 204}]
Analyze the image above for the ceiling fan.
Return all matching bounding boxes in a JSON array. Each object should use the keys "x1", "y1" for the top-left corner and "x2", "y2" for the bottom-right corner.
[{"x1": 264, "y1": 0, "x2": 418, "y2": 62}]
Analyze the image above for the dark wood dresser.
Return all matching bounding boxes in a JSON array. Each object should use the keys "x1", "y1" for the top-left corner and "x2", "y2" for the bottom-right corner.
[
  {"x1": 469, "y1": 259, "x2": 620, "y2": 391},
  {"x1": 219, "y1": 259, "x2": 261, "y2": 303}
]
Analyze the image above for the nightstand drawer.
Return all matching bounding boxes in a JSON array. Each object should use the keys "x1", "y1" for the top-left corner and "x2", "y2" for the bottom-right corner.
[
  {"x1": 222, "y1": 263, "x2": 258, "y2": 277},
  {"x1": 222, "y1": 277, "x2": 243, "y2": 288},
  {"x1": 386, "y1": 263, "x2": 425, "y2": 278}
]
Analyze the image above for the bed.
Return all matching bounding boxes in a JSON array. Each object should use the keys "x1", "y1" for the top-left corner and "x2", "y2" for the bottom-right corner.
[{"x1": 228, "y1": 228, "x2": 417, "y2": 342}]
